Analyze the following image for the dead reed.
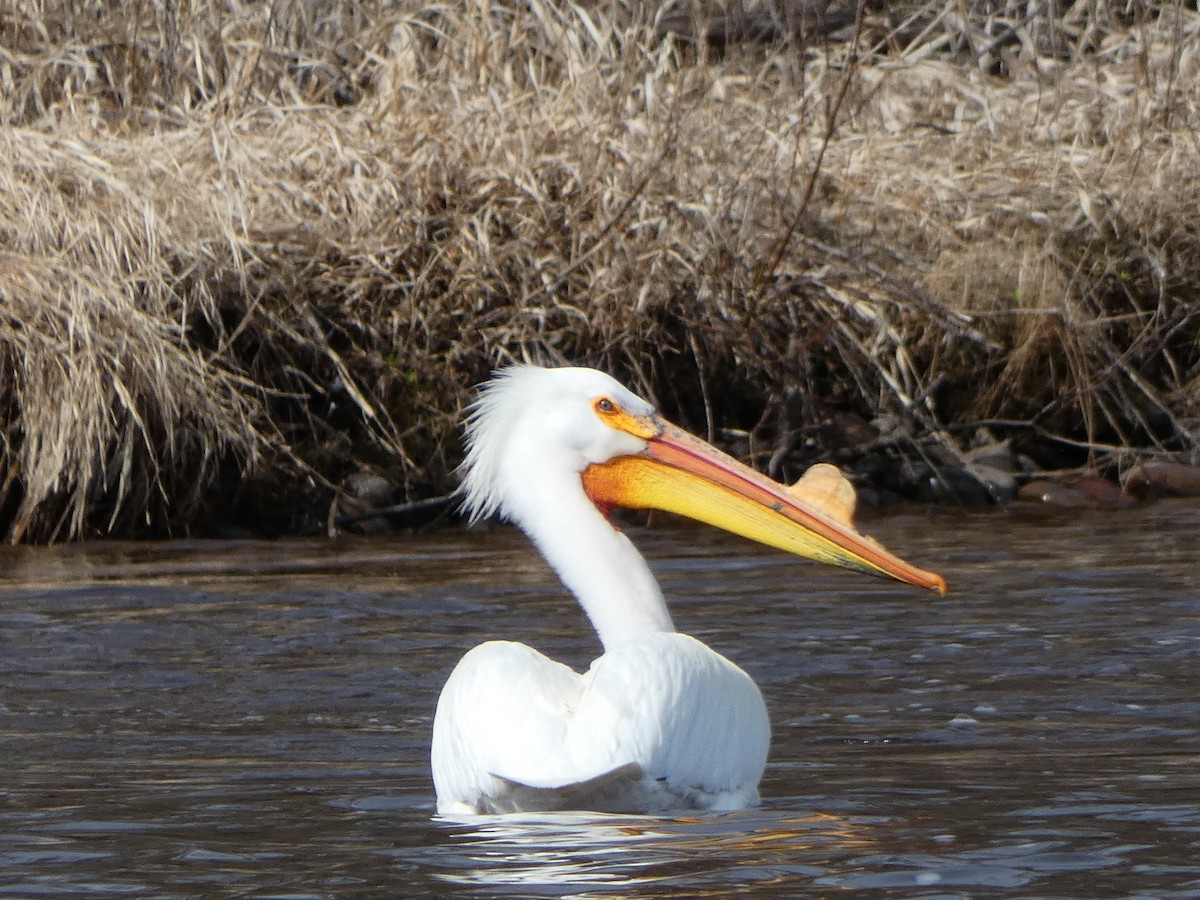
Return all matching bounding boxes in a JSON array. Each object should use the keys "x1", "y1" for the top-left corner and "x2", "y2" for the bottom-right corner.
[{"x1": 1, "y1": 1, "x2": 1198, "y2": 540}]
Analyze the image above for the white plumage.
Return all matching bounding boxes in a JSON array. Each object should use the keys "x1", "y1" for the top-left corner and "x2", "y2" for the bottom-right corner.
[
  {"x1": 431, "y1": 365, "x2": 944, "y2": 816},
  {"x1": 434, "y1": 634, "x2": 768, "y2": 814}
]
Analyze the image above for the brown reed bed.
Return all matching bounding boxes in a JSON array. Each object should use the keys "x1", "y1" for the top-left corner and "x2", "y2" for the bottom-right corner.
[{"x1": 1, "y1": 1, "x2": 1198, "y2": 541}]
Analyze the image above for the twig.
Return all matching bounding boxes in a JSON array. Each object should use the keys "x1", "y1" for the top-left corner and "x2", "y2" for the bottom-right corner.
[
  {"x1": 755, "y1": 0, "x2": 866, "y2": 286},
  {"x1": 333, "y1": 493, "x2": 458, "y2": 527},
  {"x1": 688, "y1": 330, "x2": 715, "y2": 443}
]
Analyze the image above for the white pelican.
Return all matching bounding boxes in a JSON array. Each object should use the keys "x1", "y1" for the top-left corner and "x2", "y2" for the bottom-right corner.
[{"x1": 432, "y1": 365, "x2": 945, "y2": 816}]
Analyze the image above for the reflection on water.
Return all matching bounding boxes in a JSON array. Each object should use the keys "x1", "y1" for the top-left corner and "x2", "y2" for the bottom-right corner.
[
  {"x1": 1, "y1": 503, "x2": 1198, "y2": 896},
  {"x1": 426, "y1": 809, "x2": 875, "y2": 893}
]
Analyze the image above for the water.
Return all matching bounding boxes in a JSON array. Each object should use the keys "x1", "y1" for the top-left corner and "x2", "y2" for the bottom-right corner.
[{"x1": 1, "y1": 502, "x2": 1198, "y2": 897}]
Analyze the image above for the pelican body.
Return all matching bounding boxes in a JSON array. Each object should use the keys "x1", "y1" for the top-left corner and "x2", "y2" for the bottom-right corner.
[{"x1": 432, "y1": 365, "x2": 944, "y2": 816}]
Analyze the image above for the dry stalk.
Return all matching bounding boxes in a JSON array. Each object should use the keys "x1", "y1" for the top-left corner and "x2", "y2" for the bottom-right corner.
[{"x1": 0, "y1": 1, "x2": 1198, "y2": 539}]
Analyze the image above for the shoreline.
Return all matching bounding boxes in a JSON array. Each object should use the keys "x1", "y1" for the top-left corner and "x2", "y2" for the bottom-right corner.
[{"x1": 2, "y1": 2, "x2": 1198, "y2": 541}]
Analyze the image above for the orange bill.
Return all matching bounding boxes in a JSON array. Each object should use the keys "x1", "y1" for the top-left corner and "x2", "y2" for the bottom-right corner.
[{"x1": 582, "y1": 418, "x2": 946, "y2": 594}]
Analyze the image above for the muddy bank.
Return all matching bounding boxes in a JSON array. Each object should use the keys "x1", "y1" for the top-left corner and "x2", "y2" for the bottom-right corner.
[{"x1": 1, "y1": 2, "x2": 1198, "y2": 541}]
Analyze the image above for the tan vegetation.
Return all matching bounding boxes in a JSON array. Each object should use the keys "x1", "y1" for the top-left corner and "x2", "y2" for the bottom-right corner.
[{"x1": 1, "y1": 1, "x2": 1198, "y2": 541}]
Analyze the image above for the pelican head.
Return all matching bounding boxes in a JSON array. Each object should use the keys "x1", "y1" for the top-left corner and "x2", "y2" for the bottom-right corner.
[
  {"x1": 460, "y1": 366, "x2": 655, "y2": 523},
  {"x1": 460, "y1": 365, "x2": 945, "y2": 594}
]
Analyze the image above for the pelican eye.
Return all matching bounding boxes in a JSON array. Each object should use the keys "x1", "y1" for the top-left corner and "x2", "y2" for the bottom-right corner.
[{"x1": 592, "y1": 395, "x2": 659, "y2": 439}]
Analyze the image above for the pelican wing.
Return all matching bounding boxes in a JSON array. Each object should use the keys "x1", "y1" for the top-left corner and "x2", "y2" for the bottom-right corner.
[
  {"x1": 432, "y1": 641, "x2": 582, "y2": 814},
  {"x1": 431, "y1": 633, "x2": 769, "y2": 815}
]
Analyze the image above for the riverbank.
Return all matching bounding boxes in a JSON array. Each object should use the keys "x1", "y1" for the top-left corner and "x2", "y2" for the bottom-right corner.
[{"x1": 2, "y1": 2, "x2": 1198, "y2": 541}]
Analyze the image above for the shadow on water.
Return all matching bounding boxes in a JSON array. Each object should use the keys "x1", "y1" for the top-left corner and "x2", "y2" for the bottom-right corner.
[{"x1": 1, "y1": 502, "x2": 1198, "y2": 896}]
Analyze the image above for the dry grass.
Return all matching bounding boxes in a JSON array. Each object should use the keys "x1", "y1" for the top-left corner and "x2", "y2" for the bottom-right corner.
[{"x1": 1, "y1": 1, "x2": 1198, "y2": 540}]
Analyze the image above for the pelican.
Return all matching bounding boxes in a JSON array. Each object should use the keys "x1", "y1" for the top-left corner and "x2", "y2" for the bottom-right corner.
[{"x1": 432, "y1": 365, "x2": 945, "y2": 816}]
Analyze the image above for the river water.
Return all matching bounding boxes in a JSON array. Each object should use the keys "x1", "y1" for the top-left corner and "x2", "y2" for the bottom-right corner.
[{"x1": 1, "y1": 503, "x2": 1198, "y2": 897}]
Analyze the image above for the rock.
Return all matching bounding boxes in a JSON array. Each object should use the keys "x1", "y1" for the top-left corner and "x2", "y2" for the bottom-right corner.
[
  {"x1": 344, "y1": 472, "x2": 397, "y2": 507},
  {"x1": 1017, "y1": 479, "x2": 1097, "y2": 508},
  {"x1": 1018, "y1": 474, "x2": 1136, "y2": 509},
  {"x1": 969, "y1": 463, "x2": 1018, "y2": 503},
  {"x1": 1123, "y1": 461, "x2": 1200, "y2": 499},
  {"x1": 964, "y1": 438, "x2": 1016, "y2": 473},
  {"x1": 1067, "y1": 475, "x2": 1136, "y2": 508},
  {"x1": 331, "y1": 472, "x2": 399, "y2": 536},
  {"x1": 917, "y1": 465, "x2": 994, "y2": 506},
  {"x1": 957, "y1": 438, "x2": 1023, "y2": 503},
  {"x1": 905, "y1": 454, "x2": 1017, "y2": 505}
]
